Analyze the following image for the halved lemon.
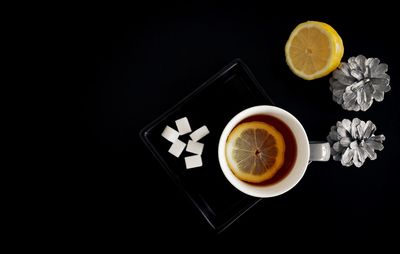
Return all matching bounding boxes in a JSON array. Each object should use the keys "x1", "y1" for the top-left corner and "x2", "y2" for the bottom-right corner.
[
  {"x1": 285, "y1": 21, "x2": 344, "y2": 80},
  {"x1": 225, "y1": 121, "x2": 285, "y2": 183}
]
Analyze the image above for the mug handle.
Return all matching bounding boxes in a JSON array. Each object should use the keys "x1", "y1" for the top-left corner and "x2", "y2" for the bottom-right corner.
[{"x1": 309, "y1": 141, "x2": 331, "y2": 161}]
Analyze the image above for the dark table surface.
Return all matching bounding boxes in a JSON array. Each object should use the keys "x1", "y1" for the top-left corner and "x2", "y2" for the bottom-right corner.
[{"x1": 92, "y1": 8, "x2": 399, "y2": 247}]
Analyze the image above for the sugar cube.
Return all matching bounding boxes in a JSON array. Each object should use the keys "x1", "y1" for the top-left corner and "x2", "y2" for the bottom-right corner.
[
  {"x1": 175, "y1": 117, "x2": 192, "y2": 135},
  {"x1": 189, "y1": 125, "x2": 209, "y2": 142},
  {"x1": 186, "y1": 140, "x2": 204, "y2": 155},
  {"x1": 161, "y1": 125, "x2": 180, "y2": 143},
  {"x1": 168, "y1": 139, "x2": 186, "y2": 158},
  {"x1": 184, "y1": 155, "x2": 203, "y2": 169}
]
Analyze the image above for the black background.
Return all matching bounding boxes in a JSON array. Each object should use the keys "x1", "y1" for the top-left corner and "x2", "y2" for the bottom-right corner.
[{"x1": 92, "y1": 6, "x2": 399, "y2": 247}]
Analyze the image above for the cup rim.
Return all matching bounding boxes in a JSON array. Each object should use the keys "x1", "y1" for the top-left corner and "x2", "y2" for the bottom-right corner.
[{"x1": 218, "y1": 105, "x2": 310, "y2": 198}]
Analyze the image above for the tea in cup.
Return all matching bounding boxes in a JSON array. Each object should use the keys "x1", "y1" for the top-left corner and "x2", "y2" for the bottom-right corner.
[{"x1": 218, "y1": 105, "x2": 330, "y2": 198}]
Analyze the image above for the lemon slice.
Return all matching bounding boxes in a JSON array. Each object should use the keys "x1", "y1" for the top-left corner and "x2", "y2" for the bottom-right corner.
[
  {"x1": 285, "y1": 21, "x2": 344, "y2": 80},
  {"x1": 225, "y1": 121, "x2": 285, "y2": 183}
]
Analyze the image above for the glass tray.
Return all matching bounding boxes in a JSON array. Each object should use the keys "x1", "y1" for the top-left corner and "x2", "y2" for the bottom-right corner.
[{"x1": 139, "y1": 59, "x2": 274, "y2": 233}]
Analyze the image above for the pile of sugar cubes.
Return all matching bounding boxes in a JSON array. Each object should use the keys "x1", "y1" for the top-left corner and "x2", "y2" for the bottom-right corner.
[{"x1": 161, "y1": 117, "x2": 209, "y2": 169}]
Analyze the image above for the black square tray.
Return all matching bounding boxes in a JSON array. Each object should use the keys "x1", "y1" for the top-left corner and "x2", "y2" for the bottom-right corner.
[{"x1": 139, "y1": 59, "x2": 274, "y2": 232}]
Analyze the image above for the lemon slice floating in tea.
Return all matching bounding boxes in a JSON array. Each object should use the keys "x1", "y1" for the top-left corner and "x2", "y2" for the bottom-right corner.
[
  {"x1": 225, "y1": 121, "x2": 285, "y2": 183},
  {"x1": 285, "y1": 21, "x2": 344, "y2": 80}
]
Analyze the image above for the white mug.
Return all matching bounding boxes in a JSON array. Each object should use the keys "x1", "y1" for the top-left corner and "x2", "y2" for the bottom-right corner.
[{"x1": 218, "y1": 105, "x2": 330, "y2": 198}]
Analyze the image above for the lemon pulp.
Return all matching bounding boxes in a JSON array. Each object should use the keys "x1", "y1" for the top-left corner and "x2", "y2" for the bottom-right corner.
[
  {"x1": 285, "y1": 21, "x2": 344, "y2": 80},
  {"x1": 225, "y1": 121, "x2": 286, "y2": 183}
]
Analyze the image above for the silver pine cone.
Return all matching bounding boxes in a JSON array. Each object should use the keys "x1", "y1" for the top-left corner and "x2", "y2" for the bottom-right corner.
[
  {"x1": 327, "y1": 118, "x2": 385, "y2": 167},
  {"x1": 329, "y1": 55, "x2": 391, "y2": 111}
]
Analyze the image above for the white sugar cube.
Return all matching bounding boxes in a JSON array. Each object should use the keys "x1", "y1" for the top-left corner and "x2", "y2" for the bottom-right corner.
[
  {"x1": 185, "y1": 155, "x2": 203, "y2": 169},
  {"x1": 189, "y1": 125, "x2": 209, "y2": 142},
  {"x1": 168, "y1": 139, "x2": 186, "y2": 158},
  {"x1": 186, "y1": 140, "x2": 204, "y2": 155},
  {"x1": 175, "y1": 117, "x2": 192, "y2": 135},
  {"x1": 161, "y1": 126, "x2": 180, "y2": 143}
]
